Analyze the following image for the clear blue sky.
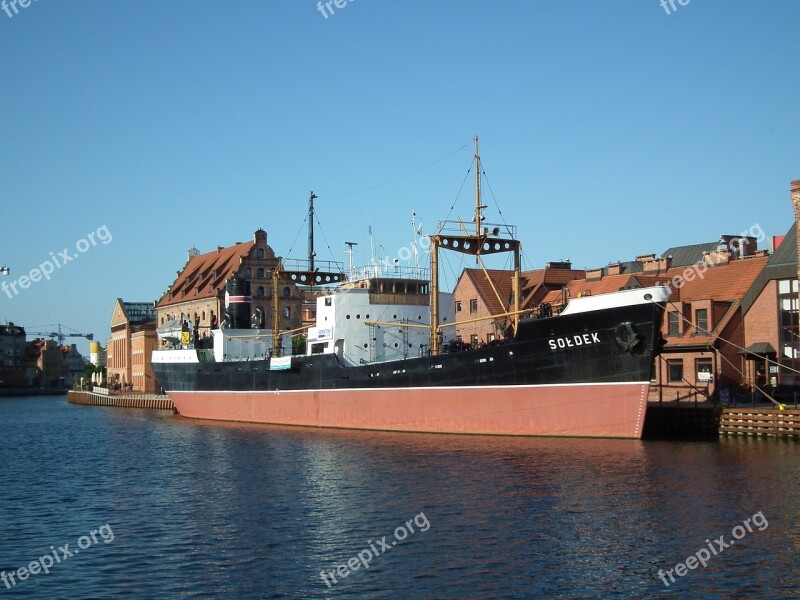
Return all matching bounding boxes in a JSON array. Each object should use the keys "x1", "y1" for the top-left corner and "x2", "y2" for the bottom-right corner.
[{"x1": 1, "y1": 0, "x2": 798, "y2": 353}]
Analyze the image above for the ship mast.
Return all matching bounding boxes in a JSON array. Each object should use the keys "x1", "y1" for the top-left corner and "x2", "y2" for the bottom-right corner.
[
  {"x1": 308, "y1": 191, "x2": 317, "y2": 275},
  {"x1": 271, "y1": 191, "x2": 345, "y2": 357},
  {"x1": 430, "y1": 135, "x2": 521, "y2": 355}
]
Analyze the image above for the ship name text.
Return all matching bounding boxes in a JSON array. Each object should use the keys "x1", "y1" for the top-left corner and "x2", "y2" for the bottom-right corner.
[{"x1": 548, "y1": 332, "x2": 601, "y2": 350}]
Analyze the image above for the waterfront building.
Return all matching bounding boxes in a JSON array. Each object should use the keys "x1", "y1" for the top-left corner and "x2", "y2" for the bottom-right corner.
[
  {"x1": 0, "y1": 322, "x2": 35, "y2": 388},
  {"x1": 741, "y1": 183, "x2": 800, "y2": 392},
  {"x1": 25, "y1": 338, "x2": 67, "y2": 388},
  {"x1": 61, "y1": 344, "x2": 87, "y2": 388},
  {"x1": 154, "y1": 229, "x2": 302, "y2": 344},
  {"x1": 452, "y1": 263, "x2": 585, "y2": 345},
  {"x1": 106, "y1": 299, "x2": 158, "y2": 393}
]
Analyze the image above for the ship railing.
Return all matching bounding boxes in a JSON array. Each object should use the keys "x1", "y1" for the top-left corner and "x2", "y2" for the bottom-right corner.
[
  {"x1": 435, "y1": 220, "x2": 517, "y2": 239},
  {"x1": 281, "y1": 258, "x2": 346, "y2": 275},
  {"x1": 349, "y1": 264, "x2": 431, "y2": 282}
]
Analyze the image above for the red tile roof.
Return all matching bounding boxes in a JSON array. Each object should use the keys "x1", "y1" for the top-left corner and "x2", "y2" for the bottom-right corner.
[
  {"x1": 156, "y1": 241, "x2": 254, "y2": 308},
  {"x1": 660, "y1": 256, "x2": 769, "y2": 302}
]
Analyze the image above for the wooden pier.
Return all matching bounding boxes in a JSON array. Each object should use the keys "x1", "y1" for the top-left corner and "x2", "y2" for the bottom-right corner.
[
  {"x1": 719, "y1": 407, "x2": 800, "y2": 438},
  {"x1": 68, "y1": 390, "x2": 174, "y2": 411}
]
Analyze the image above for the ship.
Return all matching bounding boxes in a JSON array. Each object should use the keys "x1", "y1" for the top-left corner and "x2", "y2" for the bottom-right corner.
[{"x1": 152, "y1": 139, "x2": 669, "y2": 438}]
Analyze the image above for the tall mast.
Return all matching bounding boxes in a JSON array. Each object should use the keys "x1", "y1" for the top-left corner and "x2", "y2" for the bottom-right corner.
[
  {"x1": 308, "y1": 191, "x2": 317, "y2": 275},
  {"x1": 473, "y1": 135, "x2": 485, "y2": 237}
]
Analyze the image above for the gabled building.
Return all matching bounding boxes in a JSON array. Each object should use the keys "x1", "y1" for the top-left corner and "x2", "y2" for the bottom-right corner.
[
  {"x1": 106, "y1": 299, "x2": 158, "y2": 393},
  {"x1": 154, "y1": 229, "x2": 302, "y2": 345},
  {"x1": 653, "y1": 254, "x2": 769, "y2": 401},
  {"x1": 453, "y1": 263, "x2": 585, "y2": 345},
  {"x1": 25, "y1": 338, "x2": 66, "y2": 388}
]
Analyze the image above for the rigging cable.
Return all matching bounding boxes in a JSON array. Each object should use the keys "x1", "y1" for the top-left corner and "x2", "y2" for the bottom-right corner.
[{"x1": 324, "y1": 143, "x2": 470, "y2": 199}]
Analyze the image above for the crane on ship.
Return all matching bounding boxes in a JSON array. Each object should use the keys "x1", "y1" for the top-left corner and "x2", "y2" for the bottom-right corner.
[{"x1": 26, "y1": 324, "x2": 93, "y2": 345}]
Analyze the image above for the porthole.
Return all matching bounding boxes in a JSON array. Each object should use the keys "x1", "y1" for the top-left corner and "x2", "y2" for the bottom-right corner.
[{"x1": 346, "y1": 315, "x2": 351, "y2": 319}]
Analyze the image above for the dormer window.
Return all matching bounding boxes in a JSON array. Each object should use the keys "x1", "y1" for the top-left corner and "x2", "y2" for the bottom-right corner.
[{"x1": 257, "y1": 249, "x2": 264, "y2": 259}]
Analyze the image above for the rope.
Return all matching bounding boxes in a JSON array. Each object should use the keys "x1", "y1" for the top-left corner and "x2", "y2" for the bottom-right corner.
[
  {"x1": 442, "y1": 162, "x2": 473, "y2": 225},
  {"x1": 324, "y1": 143, "x2": 469, "y2": 199}
]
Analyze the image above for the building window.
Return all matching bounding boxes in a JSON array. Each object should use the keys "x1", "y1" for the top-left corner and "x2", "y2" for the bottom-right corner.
[
  {"x1": 696, "y1": 358, "x2": 713, "y2": 383},
  {"x1": 257, "y1": 286, "x2": 265, "y2": 297},
  {"x1": 487, "y1": 333, "x2": 495, "y2": 343},
  {"x1": 469, "y1": 299, "x2": 478, "y2": 314},
  {"x1": 668, "y1": 311, "x2": 680, "y2": 336},
  {"x1": 779, "y1": 279, "x2": 799, "y2": 366},
  {"x1": 283, "y1": 307, "x2": 291, "y2": 318},
  {"x1": 695, "y1": 309, "x2": 708, "y2": 334},
  {"x1": 667, "y1": 359, "x2": 683, "y2": 383},
  {"x1": 283, "y1": 287, "x2": 291, "y2": 298},
  {"x1": 257, "y1": 249, "x2": 264, "y2": 259},
  {"x1": 257, "y1": 268, "x2": 265, "y2": 278},
  {"x1": 455, "y1": 301, "x2": 462, "y2": 312},
  {"x1": 244, "y1": 267, "x2": 252, "y2": 277},
  {"x1": 470, "y1": 334, "x2": 479, "y2": 347}
]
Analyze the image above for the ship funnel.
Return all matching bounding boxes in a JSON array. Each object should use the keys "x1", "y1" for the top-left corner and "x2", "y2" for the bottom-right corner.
[{"x1": 224, "y1": 278, "x2": 252, "y2": 329}]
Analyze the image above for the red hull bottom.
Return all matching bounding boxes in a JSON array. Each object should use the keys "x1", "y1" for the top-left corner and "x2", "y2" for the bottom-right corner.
[{"x1": 168, "y1": 382, "x2": 650, "y2": 438}]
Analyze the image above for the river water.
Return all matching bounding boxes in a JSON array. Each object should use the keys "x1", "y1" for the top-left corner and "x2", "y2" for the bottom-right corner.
[{"x1": 0, "y1": 395, "x2": 798, "y2": 598}]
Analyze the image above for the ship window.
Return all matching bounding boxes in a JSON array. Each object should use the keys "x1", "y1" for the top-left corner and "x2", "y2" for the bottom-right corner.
[
  {"x1": 356, "y1": 314, "x2": 361, "y2": 319},
  {"x1": 366, "y1": 314, "x2": 370, "y2": 319},
  {"x1": 469, "y1": 299, "x2": 478, "y2": 313},
  {"x1": 244, "y1": 267, "x2": 252, "y2": 277},
  {"x1": 346, "y1": 315, "x2": 351, "y2": 319},
  {"x1": 455, "y1": 301, "x2": 462, "y2": 312},
  {"x1": 257, "y1": 268, "x2": 265, "y2": 278},
  {"x1": 668, "y1": 312, "x2": 680, "y2": 336},
  {"x1": 364, "y1": 343, "x2": 368, "y2": 348},
  {"x1": 667, "y1": 359, "x2": 683, "y2": 383},
  {"x1": 257, "y1": 249, "x2": 264, "y2": 259},
  {"x1": 325, "y1": 297, "x2": 332, "y2": 306}
]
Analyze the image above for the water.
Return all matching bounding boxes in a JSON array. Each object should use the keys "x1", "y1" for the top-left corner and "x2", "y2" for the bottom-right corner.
[{"x1": 1, "y1": 396, "x2": 799, "y2": 599}]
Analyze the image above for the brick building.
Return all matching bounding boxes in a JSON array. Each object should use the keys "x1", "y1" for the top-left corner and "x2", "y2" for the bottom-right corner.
[
  {"x1": 155, "y1": 229, "x2": 302, "y2": 343},
  {"x1": 742, "y1": 222, "x2": 799, "y2": 393},
  {"x1": 453, "y1": 263, "x2": 585, "y2": 345},
  {"x1": 25, "y1": 338, "x2": 67, "y2": 388},
  {"x1": 106, "y1": 299, "x2": 158, "y2": 393}
]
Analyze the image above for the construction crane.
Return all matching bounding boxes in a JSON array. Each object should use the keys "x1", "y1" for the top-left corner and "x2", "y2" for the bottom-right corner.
[{"x1": 26, "y1": 324, "x2": 93, "y2": 346}]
